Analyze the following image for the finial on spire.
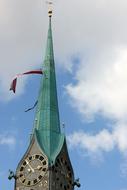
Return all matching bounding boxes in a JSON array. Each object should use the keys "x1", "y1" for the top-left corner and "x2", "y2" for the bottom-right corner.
[{"x1": 46, "y1": 1, "x2": 53, "y2": 17}]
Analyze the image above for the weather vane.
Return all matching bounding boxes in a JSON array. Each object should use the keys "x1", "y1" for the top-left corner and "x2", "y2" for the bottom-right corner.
[{"x1": 46, "y1": 1, "x2": 53, "y2": 17}]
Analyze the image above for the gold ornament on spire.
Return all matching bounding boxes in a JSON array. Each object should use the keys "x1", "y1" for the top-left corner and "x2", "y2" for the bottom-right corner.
[{"x1": 46, "y1": 1, "x2": 53, "y2": 17}]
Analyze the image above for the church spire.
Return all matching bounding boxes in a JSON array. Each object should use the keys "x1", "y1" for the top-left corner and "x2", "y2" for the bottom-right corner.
[
  {"x1": 35, "y1": 9, "x2": 60, "y2": 133},
  {"x1": 34, "y1": 8, "x2": 64, "y2": 164}
]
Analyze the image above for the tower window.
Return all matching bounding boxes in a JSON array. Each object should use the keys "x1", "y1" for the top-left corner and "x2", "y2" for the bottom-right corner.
[
  {"x1": 61, "y1": 158, "x2": 63, "y2": 163},
  {"x1": 67, "y1": 166, "x2": 71, "y2": 171},
  {"x1": 69, "y1": 180, "x2": 72, "y2": 184}
]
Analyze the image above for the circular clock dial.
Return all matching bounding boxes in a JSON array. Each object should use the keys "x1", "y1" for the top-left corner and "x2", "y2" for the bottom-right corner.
[
  {"x1": 18, "y1": 154, "x2": 47, "y2": 186},
  {"x1": 55, "y1": 157, "x2": 73, "y2": 190}
]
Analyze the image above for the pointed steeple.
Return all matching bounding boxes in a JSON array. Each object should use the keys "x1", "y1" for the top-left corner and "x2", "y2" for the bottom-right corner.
[
  {"x1": 35, "y1": 10, "x2": 60, "y2": 133},
  {"x1": 34, "y1": 10, "x2": 64, "y2": 164}
]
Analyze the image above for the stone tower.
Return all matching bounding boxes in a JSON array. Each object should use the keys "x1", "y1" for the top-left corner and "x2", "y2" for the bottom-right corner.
[{"x1": 14, "y1": 9, "x2": 75, "y2": 190}]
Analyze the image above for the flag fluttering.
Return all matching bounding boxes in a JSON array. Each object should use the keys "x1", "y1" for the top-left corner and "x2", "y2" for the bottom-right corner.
[{"x1": 10, "y1": 70, "x2": 43, "y2": 93}]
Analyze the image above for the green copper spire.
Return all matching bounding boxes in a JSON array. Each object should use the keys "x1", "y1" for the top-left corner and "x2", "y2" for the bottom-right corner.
[
  {"x1": 35, "y1": 14, "x2": 60, "y2": 133},
  {"x1": 34, "y1": 11, "x2": 64, "y2": 164}
]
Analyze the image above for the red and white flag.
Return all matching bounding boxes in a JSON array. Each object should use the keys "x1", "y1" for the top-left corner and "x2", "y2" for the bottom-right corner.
[{"x1": 10, "y1": 70, "x2": 43, "y2": 93}]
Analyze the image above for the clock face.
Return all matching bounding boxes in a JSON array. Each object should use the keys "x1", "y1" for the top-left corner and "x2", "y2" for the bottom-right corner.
[
  {"x1": 54, "y1": 157, "x2": 73, "y2": 190},
  {"x1": 18, "y1": 154, "x2": 48, "y2": 187}
]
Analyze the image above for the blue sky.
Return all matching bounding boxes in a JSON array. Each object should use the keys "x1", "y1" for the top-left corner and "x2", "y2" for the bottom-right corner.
[{"x1": 0, "y1": 0, "x2": 127, "y2": 190}]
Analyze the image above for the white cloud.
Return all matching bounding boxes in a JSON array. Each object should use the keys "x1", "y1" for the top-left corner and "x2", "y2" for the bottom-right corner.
[
  {"x1": 0, "y1": 134, "x2": 16, "y2": 149},
  {"x1": 68, "y1": 130, "x2": 114, "y2": 153},
  {"x1": 68, "y1": 122, "x2": 127, "y2": 157},
  {"x1": 66, "y1": 47, "x2": 127, "y2": 121}
]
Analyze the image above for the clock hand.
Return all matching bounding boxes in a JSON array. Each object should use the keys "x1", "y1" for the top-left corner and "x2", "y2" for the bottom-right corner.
[
  {"x1": 32, "y1": 166, "x2": 42, "y2": 171},
  {"x1": 36, "y1": 165, "x2": 42, "y2": 170},
  {"x1": 25, "y1": 170, "x2": 32, "y2": 178},
  {"x1": 25, "y1": 160, "x2": 34, "y2": 173}
]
